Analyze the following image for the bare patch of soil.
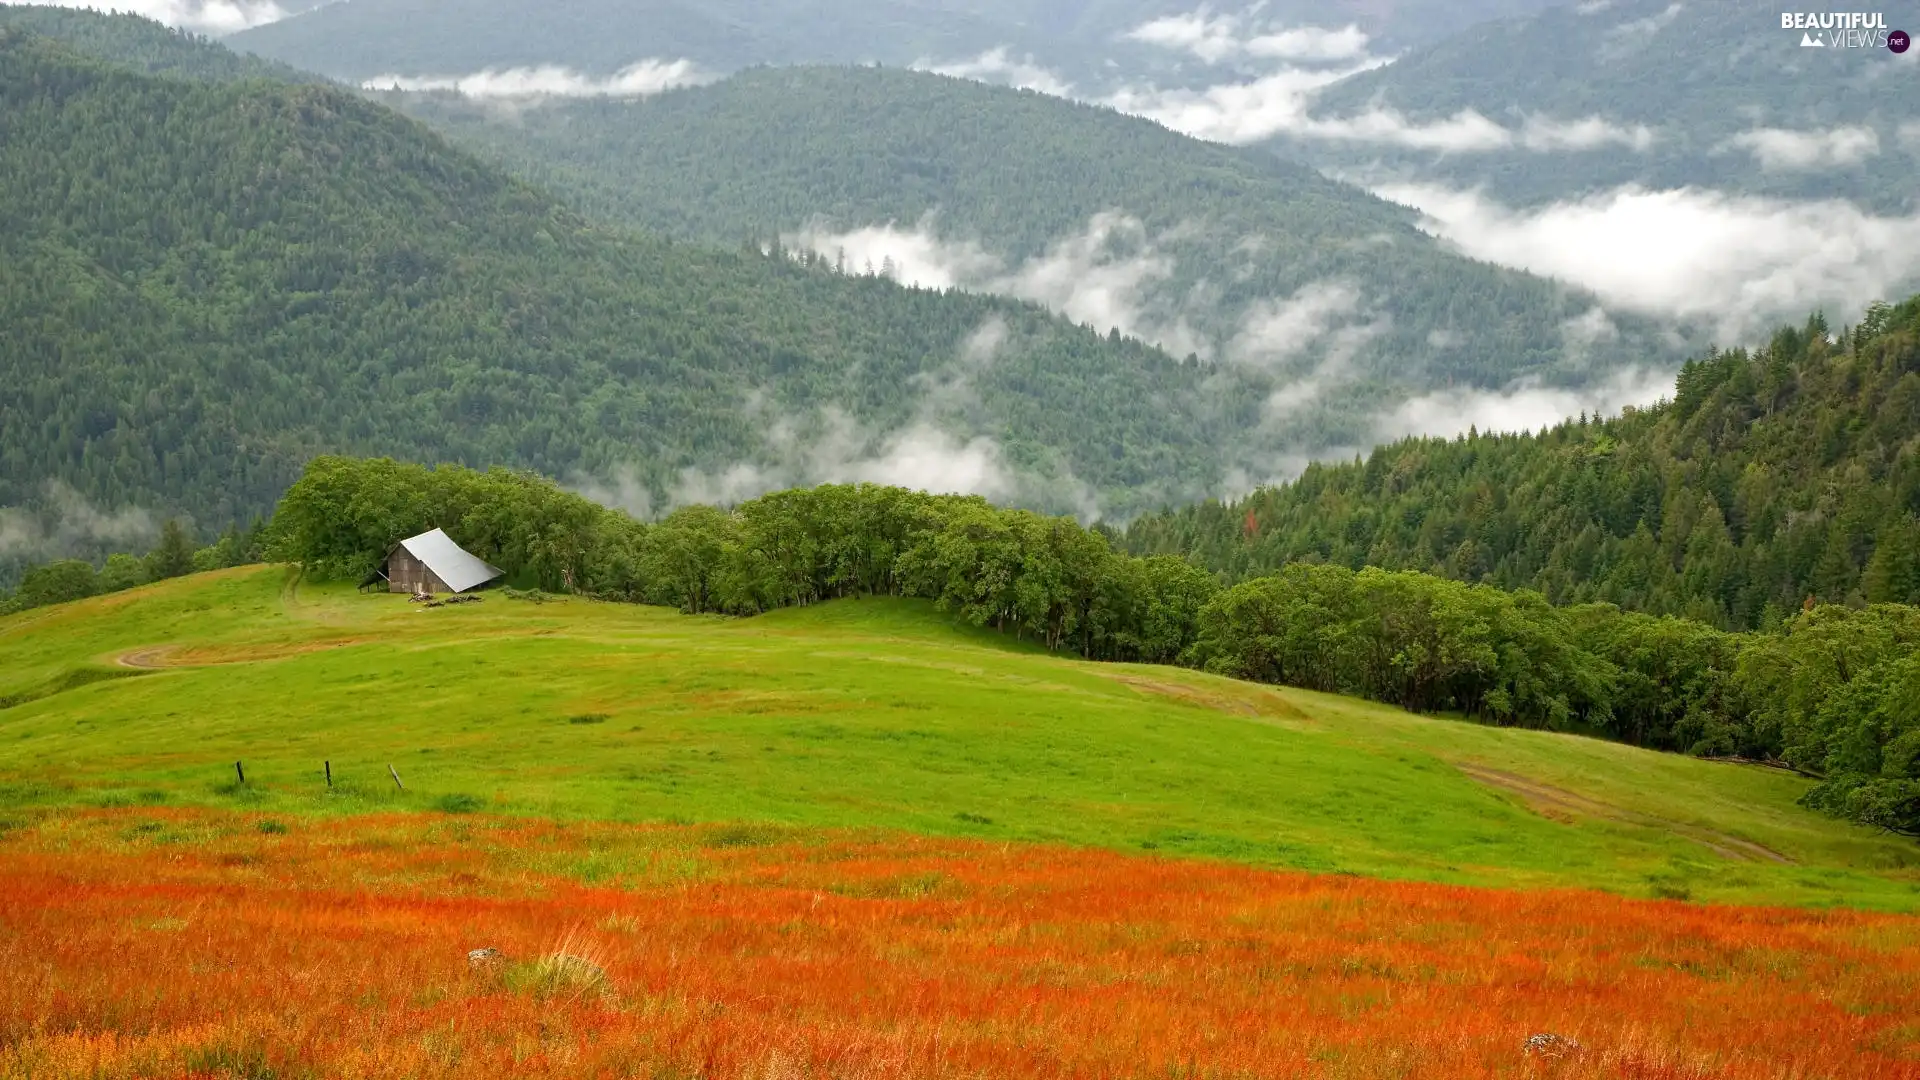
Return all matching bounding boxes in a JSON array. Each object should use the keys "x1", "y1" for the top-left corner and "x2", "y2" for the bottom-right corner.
[
  {"x1": 115, "y1": 640, "x2": 366, "y2": 670},
  {"x1": 116, "y1": 647, "x2": 177, "y2": 670}
]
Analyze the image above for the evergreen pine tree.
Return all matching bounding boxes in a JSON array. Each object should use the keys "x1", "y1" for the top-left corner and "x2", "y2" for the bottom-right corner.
[
  {"x1": 146, "y1": 519, "x2": 196, "y2": 581},
  {"x1": 1862, "y1": 519, "x2": 1920, "y2": 605},
  {"x1": 1810, "y1": 524, "x2": 1859, "y2": 605}
]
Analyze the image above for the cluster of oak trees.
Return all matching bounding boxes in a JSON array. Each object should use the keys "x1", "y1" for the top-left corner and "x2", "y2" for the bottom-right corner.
[
  {"x1": 254, "y1": 455, "x2": 1920, "y2": 835},
  {"x1": 1196, "y1": 563, "x2": 1920, "y2": 834}
]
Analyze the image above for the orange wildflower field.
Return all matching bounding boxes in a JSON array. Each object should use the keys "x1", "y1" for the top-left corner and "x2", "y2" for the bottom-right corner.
[{"x1": 2, "y1": 810, "x2": 1917, "y2": 1079}]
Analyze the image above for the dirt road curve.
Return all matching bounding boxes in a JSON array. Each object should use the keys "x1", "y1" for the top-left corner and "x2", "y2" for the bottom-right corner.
[{"x1": 116, "y1": 647, "x2": 177, "y2": 670}]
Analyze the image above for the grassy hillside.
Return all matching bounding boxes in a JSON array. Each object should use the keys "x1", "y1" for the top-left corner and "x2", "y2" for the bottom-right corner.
[
  {"x1": 384, "y1": 65, "x2": 1692, "y2": 449},
  {"x1": 2, "y1": 566, "x2": 1915, "y2": 909},
  {"x1": 1291, "y1": 0, "x2": 1920, "y2": 213},
  {"x1": 0, "y1": 31, "x2": 1252, "y2": 535}
]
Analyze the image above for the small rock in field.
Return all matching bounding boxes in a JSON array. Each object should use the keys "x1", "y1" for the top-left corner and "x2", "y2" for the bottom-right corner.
[
  {"x1": 1524, "y1": 1033, "x2": 1583, "y2": 1059},
  {"x1": 467, "y1": 947, "x2": 504, "y2": 970}
]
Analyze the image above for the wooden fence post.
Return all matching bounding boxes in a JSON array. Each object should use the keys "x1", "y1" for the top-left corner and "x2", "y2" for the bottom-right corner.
[
  {"x1": 235, "y1": 761, "x2": 245, "y2": 785},
  {"x1": 324, "y1": 761, "x2": 332, "y2": 788},
  {"x1": 389, "y1": 764, "x2": 404, "y2": 792}
]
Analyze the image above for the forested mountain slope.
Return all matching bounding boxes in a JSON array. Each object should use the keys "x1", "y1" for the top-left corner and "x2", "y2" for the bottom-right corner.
[
  {"x1": 1289, "y1": 0, "x2": 1920, "y2": 212},
  {"x1": 0, "y1": 5, "x2": 323, "y2": 84},
  {"x1": 1124, "y1": 300, "x2": 1920, "y2": 630},
  {"x1": 0, "y1": 33, "x2": 1242, "y2": 542},
  {"x1": 7, "y1": 12, "x2": 1694, "y2": 471},
  {"x1": 386, "y1": 65, "x2": 1692, "y2": 450}
]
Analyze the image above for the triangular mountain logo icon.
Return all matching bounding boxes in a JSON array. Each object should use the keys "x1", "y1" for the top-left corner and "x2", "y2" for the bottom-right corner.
[{"x1": 1801, "y1": 31, "x2": 1825, "y2": 46}]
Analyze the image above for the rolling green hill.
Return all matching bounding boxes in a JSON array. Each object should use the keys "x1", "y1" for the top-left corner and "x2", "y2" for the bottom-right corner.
[
  {"x1": 0, "y1": 30, "x2": 1266, "y2": 546},
  {"x1": 1289, "y1": 0, "x2": 1920, "y2": 213},
  {"x1": 1123, "y1": 299, "x2": 1920, "y2": 629},
  {"x1": 3, "y1": 566, "x2": 1916, "y2": 910},
  {"x1": 382, "y1": 65, "x2": 1694, "y2": 448}
]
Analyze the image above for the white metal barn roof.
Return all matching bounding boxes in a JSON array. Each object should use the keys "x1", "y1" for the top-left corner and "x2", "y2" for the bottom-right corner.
[{"x1": 397, "y1": 529, "x2": 505, "y2": 594}]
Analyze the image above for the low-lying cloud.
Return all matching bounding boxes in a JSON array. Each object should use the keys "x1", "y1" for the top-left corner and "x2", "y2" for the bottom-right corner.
[
  {"x1": 1103, "y1": 64, "x2": 1373, "y2": 146},
  {"x1": 566, "y1": 466, "x2": 655, "y2": 522},
  {"x1": 1099, "y1": 7, "x2": 1653, "y2": 152},
  {"x1": 0, "y1": 482, "x2": 155, "y2": 562},
  {"x1": 1521, "y1": 115, "x2": 1656, "y2": 153},
  {"x1": 1230, "y1": 282, "x2": 1386, "y2": 423},
  {"x1": 1124, "y1": 7, "x2": 1371, "y2": 63},
  {"x1": 1607, "y1": 1, "x2": 1685, "y2": 38},
  {"x1": 1377, "y1": 367, "x2": 1675, "y2": 443},
  {"x1": 918, "y1": 11, "x2": 1653, "y2": 155},
  {"x1": 788, "y1": 213, "x2": 1211, "y2": 361},
  {"x1": 920, "y1": 46, "x2": 1074, "y2": 97},
  {"x1": 362, "y1": 59, "x2": 706, "y2": 99},
  {"x1": 1228, "y1": 281, "x2": 1365, "y2": 370},
  {"x1": 580, "y1": 323, "x2": 1103, "y2": 522},
  {"x1": 15, "y1": 0, "x2": 290, "y2": 34},
  {"x1": 1722, "y1": 126, "x2": 1881, "y2": 171},
  {"x1": 670, "y1": 413, "x2": 1019, "y2": 510},
  {"x1": 1375, "y1": 183, "x2": 1920, "y2": 340},
  {"x1": 1109, "y1": 76, "x2": 1652, "y2": 152}
]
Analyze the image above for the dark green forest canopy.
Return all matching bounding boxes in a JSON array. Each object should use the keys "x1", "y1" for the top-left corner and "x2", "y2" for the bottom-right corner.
[
  {"x1": 1124, "y1": 300, "x2": 1920, "y2": 631},
  {"x1": 380, "y1": 64, "x2": 1694, "y2": 414},
  {"x1": 0, "y1": 32, "x2": 1261, "y2": 554}
]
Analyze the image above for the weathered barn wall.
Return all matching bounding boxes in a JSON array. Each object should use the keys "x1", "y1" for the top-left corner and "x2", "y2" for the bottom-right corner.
[{"x1": 387, "y1": 550, "x2": 450, "y2": 595}]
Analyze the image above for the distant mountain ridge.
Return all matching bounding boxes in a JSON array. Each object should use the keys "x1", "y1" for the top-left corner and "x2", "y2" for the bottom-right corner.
[
  {"x1": 224, "y1": 0, "x2": 1567, "y2": 85},
  {"x1": 1287, "y1": 0, "x2": 1920, "y2": 213}
]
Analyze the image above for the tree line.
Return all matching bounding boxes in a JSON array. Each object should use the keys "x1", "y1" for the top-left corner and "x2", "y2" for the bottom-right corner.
[
  {"x1": 0, "y1": 518, "x2": 265, "y2": 615},
  {"x1": 250, "y1": 454, "x2": 1920, "y2": 836}
]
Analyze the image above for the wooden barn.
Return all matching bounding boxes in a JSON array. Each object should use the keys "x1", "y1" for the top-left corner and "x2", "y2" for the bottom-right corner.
[{"x1": 361, "y1": 529, "x2": 505, "y2": 596}]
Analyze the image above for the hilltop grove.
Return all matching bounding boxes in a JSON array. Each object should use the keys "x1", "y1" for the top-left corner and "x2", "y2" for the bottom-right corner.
[{"x1": 248, "y1": 456, "x2": 1920, "y2": 836}]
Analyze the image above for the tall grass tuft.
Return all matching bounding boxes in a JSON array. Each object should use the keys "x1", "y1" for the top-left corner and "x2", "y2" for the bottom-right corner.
[{"x1": 503, "y1": 931, "x2": 614, "y2": 1005}]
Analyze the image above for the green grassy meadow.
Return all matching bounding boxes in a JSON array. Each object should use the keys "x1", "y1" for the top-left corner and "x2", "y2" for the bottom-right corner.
[{"x1": 3, "y1": 567, "x2": 1917, "y2": 909}]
